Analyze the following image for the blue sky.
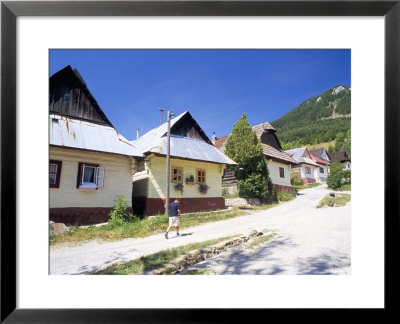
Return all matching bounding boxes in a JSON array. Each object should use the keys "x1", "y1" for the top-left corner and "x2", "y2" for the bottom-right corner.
[{"x1": 50, "y1": 49, "x2": 350, "y2": 141}]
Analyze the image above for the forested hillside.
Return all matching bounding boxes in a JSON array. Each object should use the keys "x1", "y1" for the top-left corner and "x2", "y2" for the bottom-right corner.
[{"x1": 271, "y1": 85, "x2": 351, "y2": 149}]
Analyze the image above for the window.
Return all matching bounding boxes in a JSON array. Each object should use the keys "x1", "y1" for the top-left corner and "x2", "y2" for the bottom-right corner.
[
  {"x1": 305, "y1": 167, "x2": 311, "y2": 175},
  {"x1": 49, "y1": 160, "x2": 62, "y2": 188},
  {"x1": 319, "y1": 167, "x2": 324, "y2": 173},
  {"x1": 279, "y1": 167, "x2": 285, "y2": 178},
  {"x1": 77, "y1": 162, "x2": 105, "y2": 190},
  {"x1": 196, "y1": 169, "x2": 206, "y2": 184},
  {"x1": 171, "y1": 166, "x2": 183, "y2": 184}
]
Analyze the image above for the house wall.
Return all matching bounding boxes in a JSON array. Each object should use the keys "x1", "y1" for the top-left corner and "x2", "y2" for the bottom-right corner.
[
  {"x1": 266, "y1": 159, "x2": 292, "y2": 188},
  {"x1": 314, "y1": 164, "x2": 328, "y2": 182},
  {"x1": 301, "y1": 164, "x2": 316, "y2": 183},
  {"x1": 49, "y1": 146, "x2": 134, "y2": 224},
  {"x1": 132, "y1": 154, "x2": 226, "y2": 215},
  {"x1": 145, "y1": 155, "x2": 224, "y2": 199}
]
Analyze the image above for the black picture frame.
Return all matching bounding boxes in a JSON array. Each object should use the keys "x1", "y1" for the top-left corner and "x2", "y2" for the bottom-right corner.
[{"x1": 1, "y1": 0, "x2": 399, "y2": 322}]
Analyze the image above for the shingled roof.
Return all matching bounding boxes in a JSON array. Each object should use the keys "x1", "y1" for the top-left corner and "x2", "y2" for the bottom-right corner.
[
  {"x1": 214, "y1": 121, "x2": 296, "y2": 165},
  {"x1": 251, "y1": 121, "x2": 276, "y2": 137},
  {"x1": 261, "y1": 143, "x2": 298, "y2": 164}
]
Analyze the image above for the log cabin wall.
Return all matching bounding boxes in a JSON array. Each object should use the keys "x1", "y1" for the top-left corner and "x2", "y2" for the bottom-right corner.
[
  {"x1": 171, "y1": 113, "x2": 212, "y2": 144},
  {"x1": 49, "y1": 65, "x2": 112, "y2": 127},
  {"x1": 260, "y1": 131, "x2": 282, "y2": 150}
]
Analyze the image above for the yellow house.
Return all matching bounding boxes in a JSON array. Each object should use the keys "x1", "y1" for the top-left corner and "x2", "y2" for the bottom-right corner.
[
  {"x1": 131, "y1": 111, "x2": 236, "y2": 215},
  {"x1": 49, "y1": 66, "x2": 142, "y2": 225}
]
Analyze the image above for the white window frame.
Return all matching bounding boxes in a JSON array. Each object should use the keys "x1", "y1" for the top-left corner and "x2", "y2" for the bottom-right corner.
[{"x1": 78, "y1": 163, "x2": 105, "y2": 190}]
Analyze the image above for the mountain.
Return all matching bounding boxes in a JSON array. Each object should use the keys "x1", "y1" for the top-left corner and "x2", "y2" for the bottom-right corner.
[{"x1": 271, "y1": 85, "x2": 351, "y2": 149}]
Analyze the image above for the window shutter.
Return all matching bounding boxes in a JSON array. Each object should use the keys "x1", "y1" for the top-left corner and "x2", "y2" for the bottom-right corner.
[
  {"x1": 76, "y1": 162, "x2": 84, "y2": 188},
  {"x1": 96, "y1": 166, "x2": 105, "y2": 188},
  {"x1": 81, "y1": 164, "x2": 85, "y2": 185}
]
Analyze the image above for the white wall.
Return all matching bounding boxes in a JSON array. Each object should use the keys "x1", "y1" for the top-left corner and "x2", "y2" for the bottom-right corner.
[
  {"x1": 301, "y1": 164, "x2": 315, "y2": 180},
  {"x1": 267, "y1": 159, "x2": 292, "y2": 187},
  {"x1": 314, "y1": 164, "x2": 328, "y2": 182},
  {"x1": 50, "y1": 147, "x2": 134, "y2": 208},
  {"x1": 145, "y1": 155, "x2": 224, "y2": 198}
]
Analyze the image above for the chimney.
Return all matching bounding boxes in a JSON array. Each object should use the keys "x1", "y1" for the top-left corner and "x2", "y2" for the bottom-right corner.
[
  {"x1": 159, "y1": 108, "x2": 164, "y2": 125},
  {"x1": 136, "y1": 129, "x2": 140, "y2": 140},
  {"x1": 212, "y1": 132, "x2": 217, "y2": 145}
]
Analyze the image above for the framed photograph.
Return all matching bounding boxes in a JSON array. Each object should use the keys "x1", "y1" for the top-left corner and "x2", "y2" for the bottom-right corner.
[{"x1": 1, "y1": 0, "x2": 399, "y2": 322}]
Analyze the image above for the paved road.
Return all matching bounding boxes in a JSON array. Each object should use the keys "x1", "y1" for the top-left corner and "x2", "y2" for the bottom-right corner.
[{"x1": 50, "y1": 184, "x2": 351, "y2": 275}]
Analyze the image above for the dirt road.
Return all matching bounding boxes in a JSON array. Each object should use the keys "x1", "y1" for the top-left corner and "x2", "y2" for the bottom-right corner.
[{"x1": 50, "y1": 184, "x2": 350, "y2": 275}]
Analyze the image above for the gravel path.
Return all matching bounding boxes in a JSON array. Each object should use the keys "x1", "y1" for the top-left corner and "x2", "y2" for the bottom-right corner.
[{"x1": 50, "y1": 184, "x2": 351, "y2": 275}]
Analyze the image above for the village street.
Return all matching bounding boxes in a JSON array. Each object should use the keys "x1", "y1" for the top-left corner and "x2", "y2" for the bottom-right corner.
[{"x1": 50, "y1": 184, "x2": 351, "y2": 275}]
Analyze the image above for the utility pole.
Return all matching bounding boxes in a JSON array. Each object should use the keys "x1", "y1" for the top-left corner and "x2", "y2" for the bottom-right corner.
[{"x1": 165, "y1": 110, "x2": 172, "y2": 215}]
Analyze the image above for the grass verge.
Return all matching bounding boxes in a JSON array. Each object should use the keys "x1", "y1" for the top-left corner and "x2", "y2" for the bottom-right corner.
[
  {"x1": 95, "y1": 235, "x2": 238, "y2": 275},
  {"x1": 50, "y1": 208, "x2": 246, "y2": 246},
  {"x1": 317, "y1": 193, "x2": 351, "y2": 208},
  {"x1": 332, "y1": 184, "x2": 351, "y2": 191},
  {"x1": 245, "y1": 232, "x2": 276, "y2": 249}
]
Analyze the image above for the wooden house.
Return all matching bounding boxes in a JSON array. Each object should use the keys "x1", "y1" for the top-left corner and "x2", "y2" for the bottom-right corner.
[
  {"x1": 328, "y1": 151, "x2": 351, "y2": 170},
  {"x1": 130, "y1": 111, "x2": 236, "y2": 215},
  {"x1": 284, "y1": 147, "x2": 319, "y2": 184},
  {"x1": 49, "y1": 65, "x2": 142, "y2": 225},
  {"x1": 214, "y1": 121, "x2": 297, "y2": 193}
]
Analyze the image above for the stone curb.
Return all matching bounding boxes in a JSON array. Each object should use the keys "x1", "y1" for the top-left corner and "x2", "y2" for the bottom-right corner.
[{"x1": 148, "y1": 230, "x2": 268, "y2": 275}]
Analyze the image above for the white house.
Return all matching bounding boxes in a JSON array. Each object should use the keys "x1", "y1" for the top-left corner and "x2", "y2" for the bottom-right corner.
[
  {"x1": 285, "y1": 147, "x2": 319, "y2": 184},
  {"x1": 49, "y1": 66, "x2": 142, "y2": 225},
  {"x1": 214, "y1": 121, "x2": 297, "y2": 193},
  {"x1": 310, "y1": 153, "x2": 329, "y2": 182}
]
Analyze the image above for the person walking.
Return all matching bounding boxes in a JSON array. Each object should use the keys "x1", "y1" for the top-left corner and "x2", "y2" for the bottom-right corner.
[{"x1": 165, "y1": 199, "x2": 181, "y2": 239}]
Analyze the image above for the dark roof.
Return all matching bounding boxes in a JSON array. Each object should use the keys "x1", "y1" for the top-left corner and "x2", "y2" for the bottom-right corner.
[
  {"x1": 261, "y1": 144, "x2": 298, "y2": 165},
  {"x1": 252, "y1": 121, "x2": 276, "y2": 138},
  {"x1": 214, "y1": 134, "x2": 230, "y2": 151},
  {"x1": 50, "y1": 65, "x2": 114, "y2": 127},
  {"x1": 309, "y1": 148, "x2": 324, "y2": 158},
  {"x1": 214, "y1": 122, "x2": 296, "y2": 165},
  {"x1": 328, "y1": 151, "x2": 350, "y2": 162},
  {"x1": 310, "y1": 153, "x2": 329, "y2": 165}
]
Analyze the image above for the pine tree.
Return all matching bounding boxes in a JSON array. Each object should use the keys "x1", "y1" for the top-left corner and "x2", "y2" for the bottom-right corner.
[{"x1": 225, "y1": 113, "x2": 273, "y2": 201}]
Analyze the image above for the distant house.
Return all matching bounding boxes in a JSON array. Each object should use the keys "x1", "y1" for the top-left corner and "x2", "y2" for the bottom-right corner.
[
  {"x1": 284, "y1": 147, "x2": 319, "y2": 184},
  {"x1": 309, "y1": 148, "x2": 331, "y2": 167},
  {"x1": 328, "y1": 151, "x2": 351, "y2": 170},
  {"x1": 310, "y1": 153, "x2": 329, "y2": 182},
  {"x1": 214, "y1": 121, "x2": 297, "y2": 193},
  {"x1": 130, "y1": 111, "x2": 236, "y2": 215},
  {"x1": 309, "y1": 147, "x2": 331, "y2": 181},
  {"x1": 49, "y1": 65, "x2": 142, "y2": 225}
]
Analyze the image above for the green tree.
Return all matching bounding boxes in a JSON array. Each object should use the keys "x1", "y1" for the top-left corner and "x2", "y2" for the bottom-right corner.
[
  {"x1": 225, "y1": 113, "x2": 273, "y2": 200},
  {"x1": 327, "y1": 162, "x2": 351, "y2": 190},
  {"x1": 334, "y1": 132, "x2": 346, "y2": 151}
]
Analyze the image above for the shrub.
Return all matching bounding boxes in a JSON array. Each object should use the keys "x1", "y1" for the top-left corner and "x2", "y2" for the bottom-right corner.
[
  {"x1": 290, "y1": 173, "x2": 303, "y2": 186},
  {"x1": 276, "y1": 189, "x2": 296, "y2": 202},
  {"x1": 327, "y1": 162, "x2": 351, "y2": 190},
  {"x1": 108, "y1": 196, "x2": 135, "y2": 228}
]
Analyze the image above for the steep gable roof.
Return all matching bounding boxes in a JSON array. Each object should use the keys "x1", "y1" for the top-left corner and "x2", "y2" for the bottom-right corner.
[
  {"x1": 251, "y1": 121, "x2": 276, "y2": 138},
  {"x1": 310, "y1": 153, "x2": 329, "y2": 165},
  {"x1": 130, "y1": 111, "x2": 235, "y2": 165},
  {"x1": 50, "y1": 65, "x2": 114, "y2": 127},
  {"x1": 214, "y1": 121, "x2": 295, "y2": 165},
  {"x1": 309, "y1": 147, "x2": 331, "y2": 162},
  {"x1": 285, "y1": 147, "x2": 318, "y2": 166}
]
